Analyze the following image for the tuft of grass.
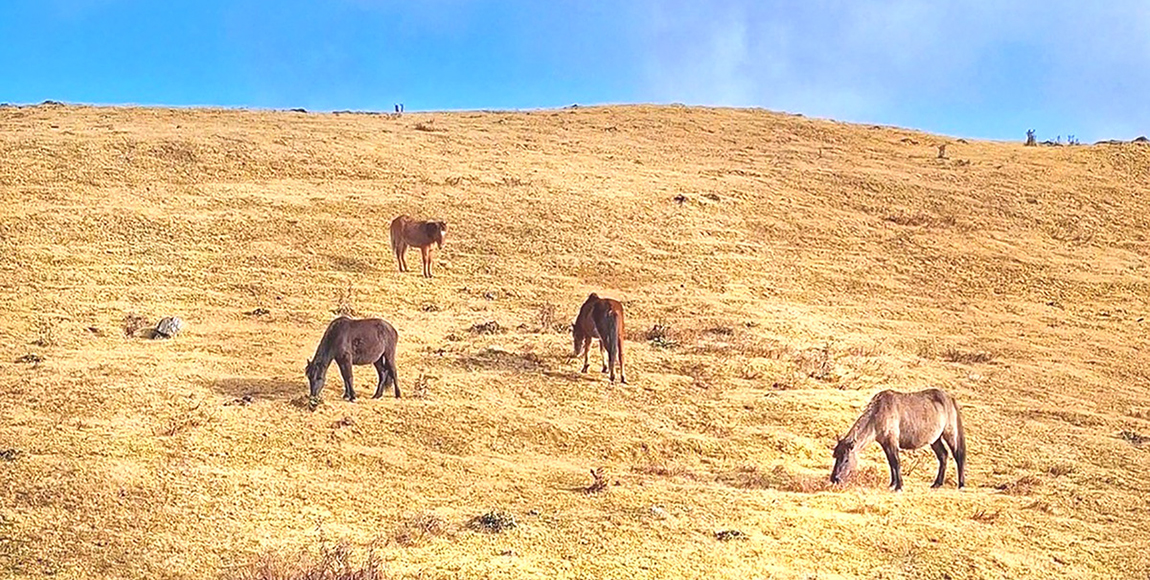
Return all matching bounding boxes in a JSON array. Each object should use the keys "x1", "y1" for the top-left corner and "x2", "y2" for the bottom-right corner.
[
  {"x1": 997, "y1": 474, "x2": 1041, "y2": 496},
  {"x1": 333, "y1": 285, "x2": 357, "y2": 317},
  {"x1": 796, "y1": 344, "x2": 834, "y2": 380},
  {"x1": 534, "y1": 302, "x2": 559, "y2": 333},
  {"x1": 942, "y1": 348, "x2": 994, "y2": 364},
  {"x1": 467, "y1": 510, "x2": 517, "y2": 533},
  {"x1": 225, "y1": 540, "x2": 387, "y2": 580},
  {"x1": 122, "y1": 312, "x2": 150, "y2": 337},
  {"x1": 411, "y1": 374, "x2": 431, "y2": 399},
  {"x1": 31, "y1": 318, "x2": 56, "y2": 347},
  {"x1": 389, "y1": 512, "x2": 449, "y2": 548},
  {"x1": 1118, "y1": 430, "x2": 1148, "y2": 447},
  {"x1": 583, "y1": 468, "x2": 608, "y2": 495},
  {"x1": 714, "y1": 529, "x2": 747, "y2": 541},
  {"x1": 15, "y1": 353, "x2": 43, "y2": 366},
  {"x1": 468, "y1": 320, "x2": 502, "y2": 335},
  {"x1": 971, "y1": 509, "x2": 1000, "y2": 523},
  {"x1": 0, "y1": 449, "x2": 21, "y2": 462}
]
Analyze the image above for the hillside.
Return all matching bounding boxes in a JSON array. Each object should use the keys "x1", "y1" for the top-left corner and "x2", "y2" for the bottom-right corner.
[{"x1": 1, "y1": 103, "x2": 1148, "y2": 579}]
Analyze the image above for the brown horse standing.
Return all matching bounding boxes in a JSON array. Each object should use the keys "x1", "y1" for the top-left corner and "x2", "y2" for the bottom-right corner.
[
  {"x1": 306, "y1": 317, "x2": 399, "y2": 401},
  {"x1": 831, "y1": 388, "x2": 966, "y2": 490},
  {"x1": 390, "y1": 215, "x2": 446, "y2": 277},
  {"x1": 573, "y1": 293, "x2": 626, "y2": 384}
]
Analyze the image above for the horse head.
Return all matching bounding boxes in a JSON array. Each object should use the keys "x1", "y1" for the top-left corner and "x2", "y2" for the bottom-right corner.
[
  {"x1": 436, "y1": 221, "x2": 447, "y2": 248},
  {"x1": 830, "y1": 438, "x2": 859, "y2": 484},
  {"x1": 305, "y1": 358, "x2": 325, "y2": 397}
]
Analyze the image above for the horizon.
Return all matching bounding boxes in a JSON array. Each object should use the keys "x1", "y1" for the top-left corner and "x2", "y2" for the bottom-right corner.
[{"x1": 3, "y1": 1, "x2": 1149, "y2": 143}]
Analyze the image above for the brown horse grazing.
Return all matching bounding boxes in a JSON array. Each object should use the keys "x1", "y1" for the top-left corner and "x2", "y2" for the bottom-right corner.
[
  {"x1": 572, "y1": 293, "x2": 626, "y2": 384},
  {"x1": 831, "y1": 388, "x2": 966, "y2": 491},
  {"x1": 390, "y1": 215, "x2": 446, "y2": 277},
  {"x1": 306, "y1": 317, "x2": 399, "y2": 401}
]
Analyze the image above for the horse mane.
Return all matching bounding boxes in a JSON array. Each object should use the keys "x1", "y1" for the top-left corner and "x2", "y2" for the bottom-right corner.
[{"x1": 842, "y1": 393, "x2": 884, "y2": 445}]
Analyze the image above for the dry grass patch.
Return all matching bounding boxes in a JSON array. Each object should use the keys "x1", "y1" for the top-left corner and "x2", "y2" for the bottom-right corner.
[
  {"x1": 1118, "y1": 430, "x2": 1149, "y2": 447},
  {"x1": 942, "y1": 347, "x2": 995, "y2": 365},
  {"x1": 389, "y1": 513, "x2": 451, "y2": 548},
  {"x1": 997, "y1": 474, "x2": 1042, "y2": 496},
  {"x1": 466, "y1": 510, "x2": 517, "y2": 534},
  {"x1": 225, "y1": 541, "x2": 387, "y2": 580}
]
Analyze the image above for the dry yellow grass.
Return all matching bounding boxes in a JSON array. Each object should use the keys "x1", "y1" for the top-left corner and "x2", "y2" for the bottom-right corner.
[{"x1": 1, "y1": 102, "x2": 1149, "y2": 579}]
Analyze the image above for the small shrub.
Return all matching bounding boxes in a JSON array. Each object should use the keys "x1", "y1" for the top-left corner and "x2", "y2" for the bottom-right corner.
[
  {"x1": 645, "y1": 324, "x2": 677, "y2": 348},
  {"x1": 583, "y1": 468, "x2": 608, "y2": 495},
  {"x1": 714, "y1": 529, "x2": 747, "y2": 541},
  {"x1": 15, "y1": 353, "x2": 43, "y2": 365},
  {"x1": 225, "y1": 540, "x2": 386, "y2": 580},
  {"x1": 467, "y1": 510, "x2": 516, "y2": 533},
  {"x1": 1118, "y1": 430, "x2": 1148, "y2": 447},
  {"x1": 413, "y1": 122, "x2": 440, "y2": 133},
  {"x1": 122, "y1": 312, "x2": 150, "y2": 337},
  {"x1": 0, "y1": 449, "x2": 21, "y2": 462}
]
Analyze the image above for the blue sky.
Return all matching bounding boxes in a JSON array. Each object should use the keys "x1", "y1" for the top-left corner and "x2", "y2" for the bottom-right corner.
[{"x1": 2, "y1": 1, "x2": 1149, "y2": 141}]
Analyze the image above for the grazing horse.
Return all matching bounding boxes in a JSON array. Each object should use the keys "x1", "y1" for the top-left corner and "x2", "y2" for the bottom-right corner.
[
  {"x1": 306, "y1": 317, "x2": 399, "y2": 401},
  {"x1": 831, "y1": 388, "x2": 966, "y2": 490},
  {"x1": 390, "y1": 215, "x2": 446, "y2": 277},
  {"x1": 572, "y1": 293, "x2": 626, "y2": 384}
]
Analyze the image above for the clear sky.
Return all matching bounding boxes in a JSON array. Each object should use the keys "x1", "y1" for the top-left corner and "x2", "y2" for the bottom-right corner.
[{"x1": 3, "y1": 1, "x2": 1149, "y2": 142}]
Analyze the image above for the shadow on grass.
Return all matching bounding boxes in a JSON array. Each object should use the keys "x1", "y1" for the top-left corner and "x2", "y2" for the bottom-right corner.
[{"x1": 211, "y1": 377, "x2": 302, "y2": 401}]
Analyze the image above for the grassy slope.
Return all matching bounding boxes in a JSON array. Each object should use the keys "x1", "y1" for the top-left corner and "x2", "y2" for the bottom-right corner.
[{"x1": 0, "y1": 103, "x2": 1148, "y2": 579}]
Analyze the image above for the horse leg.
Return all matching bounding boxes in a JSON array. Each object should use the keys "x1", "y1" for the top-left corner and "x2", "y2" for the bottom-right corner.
[
  {"x1": 945, "y1": 425, "x2": 966, "y2": 489},
  {"x1": 386, "y1": 346, "x2": 399, "y2": 398},
  {"x1": 881, "y1": 442, "x2": 902, "y2": 491},
  {"x1": 930, "y1": 439, "x2": 949, "y2": 488},
  {"x1": 373, "y1": 357, "x2": 388, "y2": 399},
  {"x1": 617, "y1": 336, "x2": 626, "y2": 384},
  {"x1": 336, "y1": 356, "x2": 356, "y2": 401},
  {"x1": 421, "y1": 246, "x2": 431, "y2": 277},
  {"x1": 395, "y1": 242, "x2": 406, "y2": 272},
  {"x1": 580, "y1": 337, "x2": 591, "y2": 373},
  {"x1": 606, "y1": 339, "x2": 618, "y2": 384},
  {"x1": 599, "y1": 340, "x2": 607, "y2": 373}
]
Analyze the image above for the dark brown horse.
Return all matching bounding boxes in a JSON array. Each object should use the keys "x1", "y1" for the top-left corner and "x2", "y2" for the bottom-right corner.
[
  {"x1": 572, "y1": 293, "x2": 626, "y2": 384},
  {"x1": 306, "y1": 317, "x2": 399, "y2": 401},
  {"x1": 831, "y1": 388, "x2": 966, "y2": 490},
  {"x1": 390, "y1": 215, "x2": 446, "y2": 277}
]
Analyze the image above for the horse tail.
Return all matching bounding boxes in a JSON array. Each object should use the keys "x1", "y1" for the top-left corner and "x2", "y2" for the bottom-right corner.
[
  {"x1": 953, "y1": 399, "x2": 966, "y2": 459},
  {"x1": 386, "y1": 325, "x2": 400, "y2": 397},
  {"x1": 600, "y1": 309, "x2": 620, "y2": 380},
  {"x1": 390, "y1": 216, "x2": 404, "y2": 254}
]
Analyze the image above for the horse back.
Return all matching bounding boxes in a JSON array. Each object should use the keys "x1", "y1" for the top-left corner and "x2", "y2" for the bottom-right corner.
[
  {"x1": 322, "y1": 317, "x2": 397, "y2": 363},
  {"x1": 591, "y1": 298, "x2": 624, "y2": 338}
]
